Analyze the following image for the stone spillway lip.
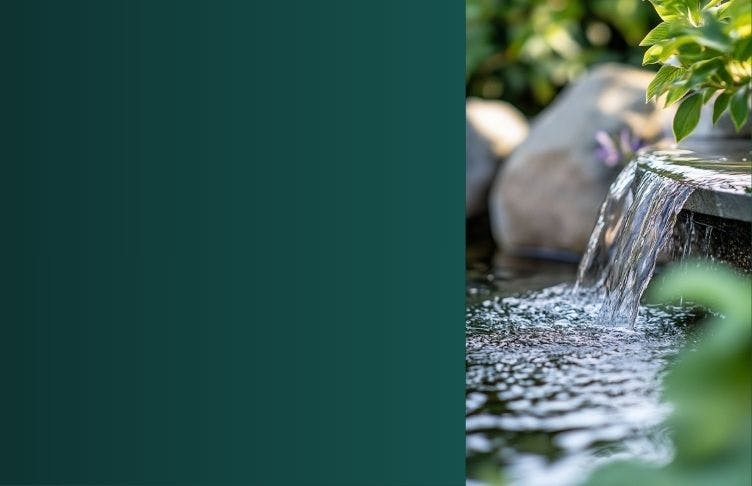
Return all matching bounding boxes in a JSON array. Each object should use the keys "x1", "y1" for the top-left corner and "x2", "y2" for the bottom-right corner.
[{"x1": 635, "y1": 144, "x2": 752, "y2": 223}]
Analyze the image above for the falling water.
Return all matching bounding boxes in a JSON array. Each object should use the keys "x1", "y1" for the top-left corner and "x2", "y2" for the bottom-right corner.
[
  {"x1": 574, "y1": 159, "x2": 694, "y2": 327},
  {"x1": 594, "y1": 171, "x2": 693, "y2": 326},
  {"x1": 574, "y1": 160, "x2": 638, "y2": 290},
  {"x1": 575, "y1": 147, "x2": 752, "y2": 328}
]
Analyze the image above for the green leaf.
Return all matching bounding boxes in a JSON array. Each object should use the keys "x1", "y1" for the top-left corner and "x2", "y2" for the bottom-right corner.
[
  {"x1": 687, "y1": 58, "x2": 723, "y2": 86},
  {"x1": 640, "y1": 22, "x2": 671, "y2": 46},
  {"x1": 687, "y1": 0, "x2": 702, "y2": 25},
  {"x1": 729, "y1": 88, "x2": 750, "y2": 130},
  {"x1": 732, "y1": 38, "x2": 752, "y2": 62},
  {"x1": 730, "y1": 10, "x2": 752, "y2": 31},
  {"x1": 673, "y1": 93, "x2": 703, "y2": 141},
  {"x1": 642, "y1": 44, "x2": 665, "y2": 64},
  {"x1": 646, "y1": 65, "x2": 685, "y2": 101},
  {"x1": 702, "y1": 87, "x2": 717, "y2": 103},
  {"x1": 649, "y1": 0, "x2": 686, "y2": 21},
  {"x1": 720, "y1": 0, "x2": 750, "y2": 23},
  {"x1": 665, "y1": 83, "x2": 691, "y2": 106},
  {"x1": 713, "y1": 64, "x2": 735, "y2": 85},
  {"x1": 712, "y1": 91, "x2": 732, "y2": 123},
  {"x1": 642, "y1": 36, "x2": 694, "y2": 65},
  {"x1": 675, "y1": 42, "x2": 706, "y2": 63},
  {"x1": 588, "y1": 261, "x2": 752, "y2": 486},
  {"x1": 686, "y1": 12, "x2": 732, "y2": 52},
  {"x1": 648, "y1": 262, "x2": 752, "y2": 464}
]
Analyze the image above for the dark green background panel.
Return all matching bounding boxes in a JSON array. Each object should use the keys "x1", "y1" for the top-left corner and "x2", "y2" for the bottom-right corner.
[{"x1": 0, "y1": 1, "x2": 464, "y2": 484}]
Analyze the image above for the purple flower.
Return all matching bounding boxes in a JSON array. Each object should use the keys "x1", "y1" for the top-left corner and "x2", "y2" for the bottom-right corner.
[
  {"x1": 595, "y1": 130, "x2": 619, "y2": 167},
  {"x1": 595, "y1": 128, "x2": 645, "y2": 168},
  {"x1": 619, "y1": 128, "x2": 645, "y2": 154}
]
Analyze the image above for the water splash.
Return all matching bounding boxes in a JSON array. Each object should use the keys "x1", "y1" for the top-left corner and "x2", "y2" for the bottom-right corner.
[{"x1": 466, "y1": 282, "x2": 702, "y2": 486}]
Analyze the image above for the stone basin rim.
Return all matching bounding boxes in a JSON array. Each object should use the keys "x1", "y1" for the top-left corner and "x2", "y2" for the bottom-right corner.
[{"x1": 635, "y1": 148, "x2": 752, "y2": 223}]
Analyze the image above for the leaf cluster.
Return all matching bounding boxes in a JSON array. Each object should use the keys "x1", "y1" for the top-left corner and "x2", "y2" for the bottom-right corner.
[{"x1": 641, "y1": 0, "x2": 752, "y2": 140}]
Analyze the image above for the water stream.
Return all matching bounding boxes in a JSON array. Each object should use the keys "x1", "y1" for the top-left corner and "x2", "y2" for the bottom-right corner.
[
  {"x1": 574, "y1": 159, "x2": 693, "y2": 328},
  {"x1": 576, "y1": 147, "x2": 751, "y2": 328},
  {"x1": 466, "y1": 147, "x2": 751, "y2": 485}
]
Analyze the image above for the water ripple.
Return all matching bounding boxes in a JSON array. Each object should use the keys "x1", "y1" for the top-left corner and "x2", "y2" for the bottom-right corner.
[{"x1": 466, "y1": 283, "x2": 702, "y2": 486}]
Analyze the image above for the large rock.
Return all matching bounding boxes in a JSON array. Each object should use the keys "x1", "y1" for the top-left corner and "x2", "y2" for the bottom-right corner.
[
  {"x1": 466, "y1": 98, "x2": 528, "y2": 217},
  {"x1": 489, "y1": 64, "x2": 671, "y2": 255}
]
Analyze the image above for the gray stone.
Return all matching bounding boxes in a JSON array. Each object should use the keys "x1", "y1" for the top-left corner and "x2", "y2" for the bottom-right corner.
[
  {"x1": 683, "y1": 187, "x2": 752, "y2": 223},
  {"x1": 671, "y1": 210, "x2": 751, "y2": 271},
  {"x1": 466, "y1": 120, "x2": 496, "y2": 217},
  {"x1": 466, "y1": 98, "x2": 528, "y2": 217},
  {"x1": 489, "y1": 64, "x2": 672, "y2": 254}
]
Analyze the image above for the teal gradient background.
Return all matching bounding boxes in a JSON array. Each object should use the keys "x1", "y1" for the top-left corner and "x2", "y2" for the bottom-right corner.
[{"x1": 0, "y1": 1, "x2": 464, "y2": 484}]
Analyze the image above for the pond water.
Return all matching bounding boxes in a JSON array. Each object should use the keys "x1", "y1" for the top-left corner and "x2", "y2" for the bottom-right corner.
[{"x1": 465, "y1": 258, "x2": 704, "y2": 485}]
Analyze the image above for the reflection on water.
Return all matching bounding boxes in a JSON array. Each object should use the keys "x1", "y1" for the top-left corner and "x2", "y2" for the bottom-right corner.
[
  {"x1": 465, "y1": 259, "x2": 703, "y2": 486},
  {"x1": 637, "y1": 148, "x2": 752, "y2": 194}
]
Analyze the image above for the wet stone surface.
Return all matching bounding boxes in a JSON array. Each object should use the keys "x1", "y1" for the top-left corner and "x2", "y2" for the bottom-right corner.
[
  {"x1": 637, "y1": 147, "x2": 752, "y2": 224},
  {"x1": 670, "y1": 210, "x2": 752, "y2": 271}
]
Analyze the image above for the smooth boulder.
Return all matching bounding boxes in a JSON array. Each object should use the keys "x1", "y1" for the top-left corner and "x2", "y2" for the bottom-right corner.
[
  {"x1": 466, "y1": 98, "x2": 528, "y2": 217},
  {"x1": 489, "y1": 64, "x2": 671, "y2": 255}
]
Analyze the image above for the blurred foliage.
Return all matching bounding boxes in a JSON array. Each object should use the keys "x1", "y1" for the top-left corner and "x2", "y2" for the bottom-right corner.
[
  {"x1": 585, "y1": 262, "x2": 752, "y2": 485},
  {"x1": 640, "y1": 0, "x2": 752, "y2": 141},
  {"x1": 466, "y1": 0, "x2": 660, "y2": 115},
  {"x1": 478, "y1": 464, "x2": 507, "y2": 485}
]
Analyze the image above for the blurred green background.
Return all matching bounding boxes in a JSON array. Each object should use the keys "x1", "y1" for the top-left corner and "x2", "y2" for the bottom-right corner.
[{"x1": 466, "y1": 0, "x2": 661, "y2": 115}]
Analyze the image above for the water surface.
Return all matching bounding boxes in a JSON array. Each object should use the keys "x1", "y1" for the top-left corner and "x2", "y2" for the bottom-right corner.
[{"x1": 465, "y1": 259, "x2": 703, "y2": 486}]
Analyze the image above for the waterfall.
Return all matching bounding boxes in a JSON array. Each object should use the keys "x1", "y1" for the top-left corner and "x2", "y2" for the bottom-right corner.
[{"x1": 575, "y1": 159, "x2": 694, "y2": 328}]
